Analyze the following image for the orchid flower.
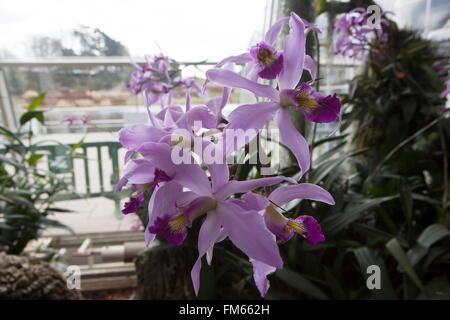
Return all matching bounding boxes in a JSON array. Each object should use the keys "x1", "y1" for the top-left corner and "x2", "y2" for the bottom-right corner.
[
  {"x1": 114, "y1": 158, "x2": 173, "y2": 214},
  {"x1": 333, "y1": 8, "x2": 389, "y2": 60},
  {"x1": 118, "y1": 103, "x2": 217, "y2": 159},
  {"x1": 128, "y1": 53, "x2": 201, "y2": 108},
  {"x1": 212, "y1": 14, "x2": 320, "y2": 83},
  {"x1": 63, "y1": 114, "x2": 90, "y2": 126},
  {"x1": 136, "y1": 142, "x2": 298, "y2": 294},
  {"x1": 203, "y1": 183, "x2": 334, "y2": 296},
  {"x1": 232, "y1": 184, "x2": 333, "y2": 295},
  {"x1": 206, "y1": 13, "x2": 340, "y2": 177},
  {"x1": 117, "y1": 13, "x2": 339, "y2": 298}
]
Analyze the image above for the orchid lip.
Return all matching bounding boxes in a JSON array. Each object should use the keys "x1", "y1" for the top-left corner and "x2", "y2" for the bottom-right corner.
[
  {"x1": 150, "y1": 196, "x2": 217, "y2": 245},
  {"x1": 250, "y1": 41, "x2": 284, "y2": 80},
  {"x1": 286, "y1": 219, "x2": 305, "y2": 234}
]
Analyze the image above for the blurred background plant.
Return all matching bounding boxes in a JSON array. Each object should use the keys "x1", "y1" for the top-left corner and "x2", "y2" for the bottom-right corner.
[{"x1": 0, "y1": 94, "x2": 82, "y2": 255}]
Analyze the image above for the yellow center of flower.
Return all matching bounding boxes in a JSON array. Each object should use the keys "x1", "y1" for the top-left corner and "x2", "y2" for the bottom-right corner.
[
  {"x1": 257, "y1": 48, "x2": 275, "y2": 66},
  {"x1": 296, "y1": 90, "x2": 318, "y2": 112},
  {"x1": 286, "y1": 219, "x2": 305, "y2": 235},
  {"x1": 131, "y1": 191, "x2": 140, "y2": 198},
  {"x1": 167, "y1": 197, "x2": 217, "y2": 233},
  {"x1": 168, "y1": 214, "x2": 188, "y2": 233}
]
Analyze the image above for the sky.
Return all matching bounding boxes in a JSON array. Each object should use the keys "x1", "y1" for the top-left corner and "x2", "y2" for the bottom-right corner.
[{"x1": 0, "y1": 0, "x2": 268, "y2": 61}]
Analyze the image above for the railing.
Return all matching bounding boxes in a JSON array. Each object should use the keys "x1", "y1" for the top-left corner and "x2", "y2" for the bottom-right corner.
[{"x1": 33, "y1": 141, "x2": 124, "y2": 215}]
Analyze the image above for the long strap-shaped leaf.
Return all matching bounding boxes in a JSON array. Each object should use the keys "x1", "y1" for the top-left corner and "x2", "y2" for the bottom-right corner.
[
  {"x1": 407, "y1": 224, "x2": 450, "y2": 266},
  {"x1": 386, "y1": 238, "x2": 424, "y2": 290}
]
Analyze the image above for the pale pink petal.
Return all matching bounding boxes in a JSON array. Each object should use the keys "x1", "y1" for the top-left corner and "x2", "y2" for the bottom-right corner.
[
  {"x1": 279, "y1": 13, "x2": 306, "y2": 90},
  {"x1": 276, "y1": 108, "x2": 310, "y2": 177}
]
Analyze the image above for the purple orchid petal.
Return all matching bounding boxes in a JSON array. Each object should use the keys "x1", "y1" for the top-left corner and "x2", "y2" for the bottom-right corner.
[
  {"x1": 206, "y1": 228, "x2": 227, "y2": 265},
  {"x1": 250, "y1": 259, "x2": 277, "y2": 297},
  {"x1": 250, "y1": 41, "x2": 284, "y2": 80},
  {"x1": 217, "y1": 201, "x2": 283, "y2": 268},
  {"x1": 205, "y1": 86, "x2": 230, "y2": 121},
  {"x1": 121, "y1": 191, "x2": 144, "y2": 214},
  {"x1": 295, "y1": 215, "x2": 325, "y2": 244},
  {"x1": 268, "y1": 183, "x2": 335, "y2": 206},
  {"x1": 245, "y1": 62, "x2": 260, "y2": 82},
  {"x1": 147, "y1": 182, "x2": 182, "y2": 224},
  {"x1": 119, "y1": 124, "x2": 167, "y2": 151},
  {"x1": 152, "y1": 168, "x2": 173, "y2": 186},
  {"x1": 222, "y1": 126, "x2": 258, "y2": 158},
  {"x1": 163, "y1": 109, "x2": 177, "y2": 127},
  {"x1": 126, "y1": 160, "x2": 156, "y2": 185},
  {"x1": 145, "y1": 181, "x2": 184, "y2": 244},
  {"x1": 215, "y1": 176, "x2": 285, "y2": 201},
  {"x1": 231, "y1": 192, "x2": 269, "y2": 211},
  {"x1": 227, "y1": 102, "x2": 279, "y2": 131},
  {"x1": 115, "y1": 159, "x2": 155, "y2": 192},
  {"x1": 304, "y1": 93, "x2": 341, "y2": 123},
  {"x1": 191, "y1": 212, "x2": 222, "y2": 295},
  {"x1": 258, "y1": 54, "x2": 283, "y2": 80},
  {"x1": 138, "y1": 142, "x2": 212, "y2": 196},
  {"x1": 215, "y1": 52, "x2": 252, "y2": 69},
  {"x1": 205, "y1": 96, "x2": 223, "y2": 119},
  {"x1": 304, "y1": 55, "x2": 317, "y2": 80},
  {"x1": 148, "y1": 213, "x2": 188, "y2": 245},
  {"x1": 265, "y1": 16, "x2": 290, "y2": 44},
  {"x1": 208, "y1": 163, "x2": 230, "y2": 194},
  {"x1": 279, "y1": 13, "x2": 306, "y2": 90},
  {"x1": 206, "y1": 68, "x2": 279, "y2": 101},
  {"x1": 156, "y1": 106, "x2": 184, "y2": 122},
  {"x1": 276, "y1": 108, "x2": 310, "y2": 177},
  {"x1": 124, "y1": 150, "x2": 134, "y2": 164},
  {"x1": 176, "y1": 106, "x2": 217, "y2": 130}
]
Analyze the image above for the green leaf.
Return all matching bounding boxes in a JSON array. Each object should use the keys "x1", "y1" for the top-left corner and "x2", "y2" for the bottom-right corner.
[
  {"x1": 407, "y1": 224, "x2": 450, "y2": 266},
  {"x1": 275, "y1": 268, "x2": 328, "y2": 300},
  {"x1": 0, "y1": 223, "x2": 14, "y2": 230},
  {"x1": 27, "y1": 153, "x2": 45, "y2": 166},
  {"x1": 322, "y1": 195, "x2": 399, "y2": 236},
  {"x1": 27, "y1": 93, "x2": 46, "y2": 111},
  {"x1": 0, "y1": 125, "x2": 24, "y2": 145},
  {"x1": 72, "y1": 137, "x2": 86, "y2": 149},
  {"x1": 2, "y1": 192, "x2": 36, "y2": 210},
  {"x1": 314, "y1": 141, "x2": 346, "y2": 167},
  {"x1": 20, "y1": 110, "x2": 44, "y2": 126},
  {"x1": 311, "y1": 148, "x2": 369, "y2": 184},
  {"x1": 313, "y1": 134, "x2": 348, "y2": 148},
  {"x1": 39, "y1": 217, "x2": 74, "y2": 233},
  {"x1": 386, "y1": 238, "x2": 424, "y2": 290},
  {"x1": 400, "y1": 181, "x2": 413, "y2": 224},
  {"x1": 0, "y1": 154, "x2": 25, "y2": 168},
  {"x1": 44, "y1": 207, "x2": 73, "y2": 213}
]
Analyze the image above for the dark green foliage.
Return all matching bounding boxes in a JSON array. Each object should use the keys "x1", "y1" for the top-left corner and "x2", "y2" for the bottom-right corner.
[
  {"x1": 270, "y1": 17, "x2": 450, "y2": 299},
  {"x1": 0, "y1": 95, "x2": 79, "y2": 254}
]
